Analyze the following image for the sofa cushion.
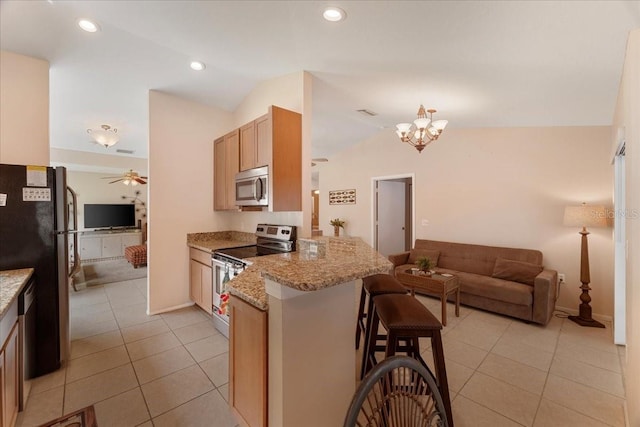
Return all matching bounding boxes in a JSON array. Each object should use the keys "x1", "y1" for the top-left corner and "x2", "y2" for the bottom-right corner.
[
  {"x1": 408, "y1": 249, "x2": 440, "y2": 266},
  {"x1": 451, "y1": 270, "x2": 533, "y2": 306},
  {"x1": 492, "y1": 257, "x2": 543, "y2": 286}
]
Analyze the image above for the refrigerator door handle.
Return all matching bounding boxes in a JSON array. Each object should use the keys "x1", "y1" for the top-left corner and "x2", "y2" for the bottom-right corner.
[{"x1": 67, "y1": 186, "x2": 81, "y2": 280}]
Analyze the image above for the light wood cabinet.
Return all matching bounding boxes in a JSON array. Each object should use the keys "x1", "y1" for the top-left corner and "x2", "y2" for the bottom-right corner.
[
  {"x1": 229, "y1": 296, "x2": 268, "y2": 427},
  {"x1": 189, "y1": 248, "x2": 213, "y2": 314},
  {"x1": 240, "y1": 114, "x2": 272, "y2": 172},
  {"x1": 1, "y1": 292, "x2": 19, "y2": 427},
  {"x1": 1, "y1": 323, "x2": 18, "y2": 427},
  {"x1": 214, "y1": 130, "x2": 240, "y2": 211},
  {"x1": 217, "y1": 106, "x2": 301, "y2": 212},
  {"x1": 79, "y1": 231, "x2": 143, "y2": 261}
]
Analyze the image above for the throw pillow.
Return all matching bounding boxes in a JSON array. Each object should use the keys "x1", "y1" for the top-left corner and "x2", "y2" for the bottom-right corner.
[
  {"x1": 492, "y1": 257, "x2": 543, "y2": 286},
  {"x1": 408, "y1": 249, "x2": 440, "y2": 266}
]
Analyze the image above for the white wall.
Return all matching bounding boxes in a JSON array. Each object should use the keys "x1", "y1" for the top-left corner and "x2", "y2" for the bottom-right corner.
[
  {"x1": 613, "y1": 28, "x2": 640, "y2": 427},
  {"x1": 220, "y1": 71, "x2": 312, "y2": 237},
  {"x1": 66, "y1": 170, "x2": 148, "y2": 230},
  {"x1": 0, "y1": 50, "x2": 49, "y2": 165},
  {"x1": 319, "y1": 126, "x2": 615, "y2": 318},
  {"x1": 148, "y1": 90, "x2": 233, "y2": 313}
]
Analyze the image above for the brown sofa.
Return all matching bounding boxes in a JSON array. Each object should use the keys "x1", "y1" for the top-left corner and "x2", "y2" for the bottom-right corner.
[{"x1": 389, "y1": 239, "x2": 558, "y2": 325}]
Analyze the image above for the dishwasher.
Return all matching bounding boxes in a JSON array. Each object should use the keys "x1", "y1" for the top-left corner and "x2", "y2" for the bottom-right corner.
[{"x1": 18, "y1": 277, "x2": 36, "y2": 410}]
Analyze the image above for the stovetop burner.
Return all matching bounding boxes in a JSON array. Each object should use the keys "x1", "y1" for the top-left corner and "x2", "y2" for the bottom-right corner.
[{"x1": 214, "y1": 224, "x2": 296, "y2": 263}]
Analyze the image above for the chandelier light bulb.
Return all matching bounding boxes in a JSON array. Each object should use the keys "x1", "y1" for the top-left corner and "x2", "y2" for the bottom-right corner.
[{"x1": 395, "y1": 105, "x2": 448, "y2": 153}]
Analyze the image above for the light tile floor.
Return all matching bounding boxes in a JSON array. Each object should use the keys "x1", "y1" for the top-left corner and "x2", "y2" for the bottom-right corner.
[{"x1": 17, "y1": 277, "x2": 627, "y2": 427}]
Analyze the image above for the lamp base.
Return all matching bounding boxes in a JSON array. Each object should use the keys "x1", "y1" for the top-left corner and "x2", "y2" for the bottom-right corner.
[{"x1": 568, "y1": 315, "x2": 605, "y2": 329}]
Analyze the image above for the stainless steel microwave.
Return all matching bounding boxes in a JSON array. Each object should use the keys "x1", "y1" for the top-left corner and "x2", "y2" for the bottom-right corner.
[{"x1": 235, "y1": 166, "x2": 268, "y2": 206}]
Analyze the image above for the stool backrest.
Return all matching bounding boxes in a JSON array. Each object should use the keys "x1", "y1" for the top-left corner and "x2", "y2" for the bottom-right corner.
[{"x1": 344, "y1": 355, "x2": 448, "y2": 427}]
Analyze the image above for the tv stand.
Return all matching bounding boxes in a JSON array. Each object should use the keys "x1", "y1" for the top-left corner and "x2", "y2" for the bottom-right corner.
[{"x1": 79, "y1": 230, "x2": 142, "y2": 261}]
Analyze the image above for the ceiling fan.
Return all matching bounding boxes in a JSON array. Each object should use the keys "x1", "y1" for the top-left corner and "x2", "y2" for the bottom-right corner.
[{"x1": 102, "y1": 169, "x2": 148, "y2": 185}]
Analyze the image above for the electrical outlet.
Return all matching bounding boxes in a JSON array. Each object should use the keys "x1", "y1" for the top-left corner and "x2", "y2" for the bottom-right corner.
[{"x1": 558, "y1": 273, "x2": 565, "y2": 283}]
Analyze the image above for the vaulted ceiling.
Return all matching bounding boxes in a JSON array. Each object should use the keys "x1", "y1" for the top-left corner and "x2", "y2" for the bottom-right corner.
[{"x1": 1, "y1": 1, "x2": 638, "y2": 160}]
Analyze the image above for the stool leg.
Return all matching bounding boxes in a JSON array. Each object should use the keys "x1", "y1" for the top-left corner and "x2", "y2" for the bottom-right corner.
[
  {"x1": 361, "y1": 304, "x2": 379, "y2": 380},
  {"x1": 384, "y1": 330, "x2": 398, "y2": 359},
  {"x1": 355, "y1": 286, "x2": 367, "y2": 349},
  {"x1": 431, "y1": 330, "x2": 454, "y2": 427}
]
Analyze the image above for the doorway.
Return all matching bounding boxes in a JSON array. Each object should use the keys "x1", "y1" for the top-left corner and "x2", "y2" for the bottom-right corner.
[{"x1": 372, "y1": 174, "x2": 414, "y2": 257}]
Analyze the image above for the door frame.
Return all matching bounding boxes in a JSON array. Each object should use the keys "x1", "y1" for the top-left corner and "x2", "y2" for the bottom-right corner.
[
  {"x1": 371, "y1": 173, "x2": 415, "y2": 253},
  {"x1": 613, "y1": 140, "x2": 626, "y2": 345}
]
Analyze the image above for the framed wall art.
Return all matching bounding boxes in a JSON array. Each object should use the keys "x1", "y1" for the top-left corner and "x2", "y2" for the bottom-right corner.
[{"x1": 329, "y1": 189, "x2": 356, "y2": 205}]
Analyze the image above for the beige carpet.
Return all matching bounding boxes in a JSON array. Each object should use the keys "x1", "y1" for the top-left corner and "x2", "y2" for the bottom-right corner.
[{"x1": 78, "y1": 258, "x2": 147, "y2": 287}]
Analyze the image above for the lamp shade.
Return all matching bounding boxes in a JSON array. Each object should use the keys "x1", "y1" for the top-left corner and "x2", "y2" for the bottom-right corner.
[{"x1": 563, "y1": 203, "x2": 608, "y2": 228}]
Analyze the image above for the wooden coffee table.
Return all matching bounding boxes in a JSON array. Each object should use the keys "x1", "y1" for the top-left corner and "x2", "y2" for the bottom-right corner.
[{"x1": 396, "y1": 270, "x2": 460, "y2": 326}]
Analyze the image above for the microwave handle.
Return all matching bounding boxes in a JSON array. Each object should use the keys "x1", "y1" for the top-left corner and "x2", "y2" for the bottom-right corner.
[{"x1": 255, "y1": 178, "x2": 263, "y2": 202}]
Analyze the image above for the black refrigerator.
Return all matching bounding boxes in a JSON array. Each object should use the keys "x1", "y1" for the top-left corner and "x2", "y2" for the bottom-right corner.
[{"x1": 0, "y1": 163, "x2": 77, "y2": 377}]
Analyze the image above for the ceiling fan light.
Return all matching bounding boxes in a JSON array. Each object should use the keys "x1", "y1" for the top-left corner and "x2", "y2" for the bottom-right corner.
[
  {"x1": 123, "y1": 179, "x2": 130, "y2": 185},
  {"x1": 131, "y1": 180, "x2": 138, "y2": 186}
]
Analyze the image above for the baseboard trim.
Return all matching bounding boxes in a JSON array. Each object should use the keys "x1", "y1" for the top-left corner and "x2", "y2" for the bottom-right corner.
[
  {"x1": 147, "y1": 301, "x2": 195, "y2": 316},
  {"x1": 555, "y1": 305, "x2": 613, "y2": 323}
]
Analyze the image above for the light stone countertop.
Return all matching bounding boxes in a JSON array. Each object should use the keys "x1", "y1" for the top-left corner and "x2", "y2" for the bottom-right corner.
[
  {"x1": 0, "y1": 268, "x2": 34, "y2": 320},
  {"x1": 187, "y1": 230, "x2": 256, "y2": 253},
  {"x1": 227, "y1": 237, "x2": 392, "y2": 310}
]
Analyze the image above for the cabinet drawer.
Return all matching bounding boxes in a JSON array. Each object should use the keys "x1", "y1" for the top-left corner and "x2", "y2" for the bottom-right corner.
[{"x1": 190, "y1": 248, "x2": 211, "y2": 265}]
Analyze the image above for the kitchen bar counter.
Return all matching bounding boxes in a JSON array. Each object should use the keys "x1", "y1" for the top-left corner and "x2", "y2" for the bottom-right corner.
[
  {"x1": 186, "y1": 230, "x2": 256, "y2": 253},
  {"x1": 0, "y1": 268, "x2": 34, "y2": 320},
  {"x1": 226, "y1": 236, "x2": 392, "y2": 311}
]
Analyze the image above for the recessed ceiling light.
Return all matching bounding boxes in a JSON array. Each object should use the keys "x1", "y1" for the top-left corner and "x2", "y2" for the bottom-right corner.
[
  {"x1": 78, "y1": 19, "x2": 99, "y2": 33},
  {"x1": 323, "y1": 7, "x2": 346, "y2": 22},
  {"x1": 190, "y1": 61, "x2": 206, "y2": 71}
]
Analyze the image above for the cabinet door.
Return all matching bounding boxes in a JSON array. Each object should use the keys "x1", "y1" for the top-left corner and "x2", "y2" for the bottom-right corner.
[
  {"x1": 225, "y1": 130, "x2": 240, "y2": 210},
  {"x1": 0, "y1": 346, "x2": 4, "y2": 427},
  {"x1": 121, "y1": 233, "x2": 142, "y2": 252},
  {"x1": 239, "y1": 121, "x2": 256, "y2": 172},
  {"x1": 190, "y1": 259, "x2": 202, "y2": 305},
  {"x1": 2, "y1": 323, "x2": 19, "y2": 427},
  {"x1": 230, "y1": 296, "x2": 267, "y2": 427},
  {"x1": 214, "y1": 137, "x2": 226, "y2": 211},
  {"x1": 80, "y1": 236, "x2": 102, "y2": 259},
  {"x1": 255, "y1": 114, "x2": 271, "y2": 168},
  {"x1": 102, "y1": 235, "x2": 122, "y2": 258},
  {"x1": 200, "y1": 264, "x2": 213, "y2": 315}
]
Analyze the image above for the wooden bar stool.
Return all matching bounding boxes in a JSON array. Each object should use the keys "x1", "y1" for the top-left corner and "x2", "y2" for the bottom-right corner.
[
  {"x1": 363, "y1": 293, "x2": 454, "y2": 427},
  {"x1": 355, "y1": 274, "x2": 408, "y2": 350}
]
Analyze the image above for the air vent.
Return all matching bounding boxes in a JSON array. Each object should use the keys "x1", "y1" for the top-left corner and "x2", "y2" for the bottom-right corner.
[
  {"x1": 357, "y1": 109, "x2": 377, "y2": 117},
  {"x1": 116, "y1": 149, "x2": 135, "y2": 154}
]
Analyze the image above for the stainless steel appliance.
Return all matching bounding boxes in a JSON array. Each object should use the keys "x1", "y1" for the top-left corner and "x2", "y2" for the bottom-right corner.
[
  {"x1": 212, "y1": 224, "x2": 297, "y2": 337},
  {"x1": 235, "y1": 166, "x2": 268, "y2": 206},
  {"x1": 0, "y1": 164, "x2": 77, "y2": 378}
]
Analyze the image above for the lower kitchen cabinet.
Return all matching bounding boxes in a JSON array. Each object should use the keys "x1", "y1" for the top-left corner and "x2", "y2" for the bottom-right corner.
[
  {"x1": 229, "y1": 295, "x2": 267, "y2": 427},
  {"x1": 1, "y1": 321, "x2": 19, "y2": 427},
  {"x1": 189, "y1": 248, "x2": 213, "y2": 314}
]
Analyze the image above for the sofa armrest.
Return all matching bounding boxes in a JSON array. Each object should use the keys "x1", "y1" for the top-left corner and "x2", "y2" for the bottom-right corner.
[
  {"x1": 388, "y1": 252, "x2": 410, "y2": 268},
  {"x1": 532, "y1": 269, "x2": 558, "y2": 325}
]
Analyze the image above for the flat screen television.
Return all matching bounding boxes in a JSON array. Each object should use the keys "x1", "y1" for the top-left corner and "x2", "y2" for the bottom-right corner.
[{"x1": 84, "y1": 204, "x2": 136, "y2": 229}]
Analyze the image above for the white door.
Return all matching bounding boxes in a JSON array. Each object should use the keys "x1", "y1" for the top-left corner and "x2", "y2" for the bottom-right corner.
[{"x1": 377, "y1": 181, "x2": 406, "y2": 257}]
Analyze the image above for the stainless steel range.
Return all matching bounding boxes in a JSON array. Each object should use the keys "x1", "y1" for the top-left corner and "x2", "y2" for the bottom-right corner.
[{"x1": 211, "y1": 224, "x2": 297, "y2": 337}]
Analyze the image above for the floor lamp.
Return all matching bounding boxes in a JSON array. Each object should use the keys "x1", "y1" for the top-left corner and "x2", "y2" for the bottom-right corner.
[{"x1": 563, "y1": 203, "x2": 608, "y2": 328}]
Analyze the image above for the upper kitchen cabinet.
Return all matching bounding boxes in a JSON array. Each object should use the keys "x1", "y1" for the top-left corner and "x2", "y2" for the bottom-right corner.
[
  {"x1": 221, "y1": 105, "x2": 302, "y2": 212},
  {"x1": 239, "y1": 116, "x2": 271, "y2": 171},
  {"x1": 214, "y1": 130, "x2": 240, "y2": 211},
  {"x1": 269, "y1": 106, "x2": 301, "y2": 212}
]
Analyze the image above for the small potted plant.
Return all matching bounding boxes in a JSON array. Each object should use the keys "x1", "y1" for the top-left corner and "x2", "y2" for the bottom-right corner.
[
  {"x1": 415, "y1": 256, "x2": 433, "y2": 276},
  {"x1": 330, "y1": 218, "x2": 345, "y2": 237}
]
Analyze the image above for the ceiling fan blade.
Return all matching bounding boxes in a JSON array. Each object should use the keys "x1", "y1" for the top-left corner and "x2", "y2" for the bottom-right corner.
[
  {"x1": 109, "y1": 179, "x2": 123, "y2": 184},
  {"x1": 139, "y1": 176, "x2": 148, "y2": 179},
  {"x1": 134, "y1": 177, "x2": 147, "y2": 184},
  {"x1": 101, "y1": 176, "x2": 123, "y2": 179}
]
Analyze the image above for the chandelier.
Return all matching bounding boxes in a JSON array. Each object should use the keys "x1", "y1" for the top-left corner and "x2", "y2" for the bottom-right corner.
[
  {"x1": 87, "y1": 124, "x2": 119, "y2": 148},
  {"x1": 395, "y1": 105, "x2": 448, "y2": 153}
]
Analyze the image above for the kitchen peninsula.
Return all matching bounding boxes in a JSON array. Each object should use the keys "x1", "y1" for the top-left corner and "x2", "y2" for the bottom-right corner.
[{"x1": 228, "y1": 237, "x2": 392, "y2": 427}]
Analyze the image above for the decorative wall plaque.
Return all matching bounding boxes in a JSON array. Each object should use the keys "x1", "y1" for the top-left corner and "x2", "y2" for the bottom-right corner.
[{"x1": 329, "y1": 189, "x2": 356, "y2": 205}]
